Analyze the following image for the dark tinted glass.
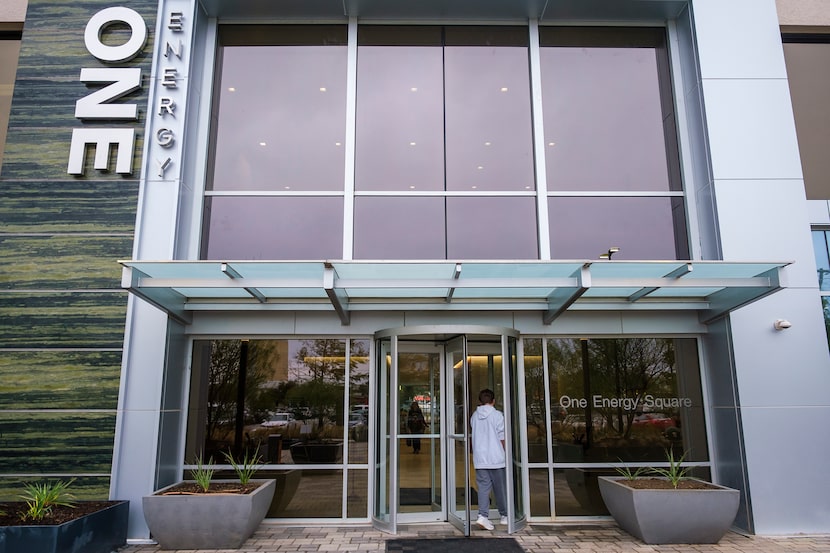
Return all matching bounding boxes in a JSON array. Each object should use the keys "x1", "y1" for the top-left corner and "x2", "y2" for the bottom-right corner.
[
  {"x1": 355, "y1": 45, "x2": 445, "y2": 191},
  {"x1": 548, "y1": 197, "x2": 687, "y2": 260},
  {"x1": 547, "y1": 338, "x2": 707, "y2": 464},
  {"x1": 355, "y1": 26, "x2": 533, "y2": 193},
  {"x1": 210, "y1": 28, "x2": 348, "y2": 192},
  {"x1": 202, "y1": 197, "x2": 343, "y2": 259},
  {"x1": 447, "y1": 197, "x2": 538, "y2": 259},
  {"x1": 813, "y1": 230, "x2": 830, "y2": 290},
  {"x1": 353, "y1": 197, "x2": 446, "y2": 259},
  {"x1": 445, "y1": 43, "x2": 534, "y2": 191},
  {"x1": 539, "y1": 27, "x2": 676, "y2": 192}
]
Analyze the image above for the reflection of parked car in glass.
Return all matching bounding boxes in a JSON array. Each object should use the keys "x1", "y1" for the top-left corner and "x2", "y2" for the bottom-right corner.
[
  {"x1": 348, "y1": 412, "x2": 366, "y2": 428},
  {"x1": 557, "y1": 413, "x2": 607, "y2": 435},
  {"x1": 349, "y1": 412, "x2": 367, "y2": 441},
  {"x1": 632, "y1": 412, "x2": 675, "y2": 430},
  {"x1": 261, "y1": 412, "x2": 295, "y2": 428},
  {"x1": 632, "y1": 412, "x2": 680, "y2": 438}
]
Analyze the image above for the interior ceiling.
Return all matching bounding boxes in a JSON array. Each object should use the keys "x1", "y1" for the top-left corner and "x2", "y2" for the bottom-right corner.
[{"x1": 197, "y1": 0, "x2": 689, "y2": 22}]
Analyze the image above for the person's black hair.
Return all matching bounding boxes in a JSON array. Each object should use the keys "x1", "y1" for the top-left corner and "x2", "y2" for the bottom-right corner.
[{"x1": 478, "y1": 389, "x2": 495, "y2": 404}]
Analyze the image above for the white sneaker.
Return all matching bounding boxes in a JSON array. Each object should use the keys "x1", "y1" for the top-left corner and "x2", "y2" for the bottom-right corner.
[
  {"x1": 499, "y1": 515, "x2": 508, "y2": 525},
  {"x1": 476, "y1": 515, "x2": 494, "y2": 530}
]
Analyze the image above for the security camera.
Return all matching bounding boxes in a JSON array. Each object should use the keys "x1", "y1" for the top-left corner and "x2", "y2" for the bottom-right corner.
[{"x1": 774, "y1": 319, "x2": 792, "y2": 330}]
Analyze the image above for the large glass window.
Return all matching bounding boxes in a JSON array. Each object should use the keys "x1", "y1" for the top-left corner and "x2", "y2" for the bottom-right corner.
[
  {"x1": 203, "y1": 26, "x2": 348, "y2": 260},
  {"x1": 812, "y1": 229, "x2": 830, "y2": 347},
  {"x1": 523, "y1": 337, "x2": 708, "y2": 517},
  {"x1": 209, "y1": 26, "x2": 348, "y2": 192},
  {"x1": 353, "y1": 26, "x2": 537, "y2": 260},
  {"x1": 540, "y1": 28, "x2": 687, "y2": 260},
  {"x1": 203, "y1": 197, "x2": 344, "y2": 260},
  {"x1": 186, "y1": 338, "x2": 370, "y2": 519},
  {"x1": 355, "y1": 26, "x2": 533, "y2": 193},
  {"x1": 548, "y1": 197, "x2": 686, "y2": 260},
  {"x1": 203, "y1": 24, "x2": 688, "y2": 262}
]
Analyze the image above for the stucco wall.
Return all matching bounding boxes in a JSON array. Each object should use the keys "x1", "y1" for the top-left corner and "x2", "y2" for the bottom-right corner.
[
  {"x1": 0, "y1": 0, "x2": 26, "y2": 25},
  {"x1": 777, "y1": 0, "x2": 830, "y2": 28}
]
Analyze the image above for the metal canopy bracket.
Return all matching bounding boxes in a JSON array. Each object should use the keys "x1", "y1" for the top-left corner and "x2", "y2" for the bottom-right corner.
[
  {"x1": 324, "y1": 263, "x2": 351, "y2": 326},
  {"x1": 221, "y1": 262, "x2": 266, "y2": 303},
  {"x1": 544, "y1": 264, "x2": 591, "y2": 324},
  {"x1": 628, "y1": 263, "x2": 692, "y2": 302},
  {"x1": 121, "y1": 266, "x2": 192, "y2": 325},
  {"x1": 445, "y1": 263, "x2": 462, "y2": 303}
]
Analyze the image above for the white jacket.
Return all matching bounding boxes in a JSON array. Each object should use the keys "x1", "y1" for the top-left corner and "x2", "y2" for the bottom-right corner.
[{"x1": 470, "y1": 404, "x2": 506, "y2": 469}]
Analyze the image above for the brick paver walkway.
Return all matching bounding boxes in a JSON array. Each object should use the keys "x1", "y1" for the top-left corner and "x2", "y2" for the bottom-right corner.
[{"x1": 119, "y1": 523, "x2": 830, "y2": 553}]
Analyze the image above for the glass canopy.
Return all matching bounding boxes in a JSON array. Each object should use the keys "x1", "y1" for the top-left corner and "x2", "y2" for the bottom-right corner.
[{"x1": 120, "y1": 260, "x2": 788, "y2": 326}]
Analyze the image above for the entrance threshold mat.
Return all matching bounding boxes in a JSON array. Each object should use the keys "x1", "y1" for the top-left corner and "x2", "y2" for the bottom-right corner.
[{"x1": 386, "y1": 537, "x2": 524, "y2": 553}]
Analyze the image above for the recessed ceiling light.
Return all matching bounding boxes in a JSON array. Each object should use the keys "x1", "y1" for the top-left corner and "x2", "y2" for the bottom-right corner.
[
  {"x1": 410, "y1": 185, "x2": 416, "y2": 189},
  {"x1": 548, "y1": 142, "x2": 556, "y2": 147},
  {"x1": 259, "y1": 142, "x2": 267, "y2": 146},
  {"x1": 319, "y1": 87, "x2": 327, "y2": 92},
  {"x1": 484, "y1": 142, "x2": 492, "y2": 146},
  {"x1": 500, "y1": 87, "x2": 508, "y2": 92},
  {"x1": 410, "y1": 87, "x2": 418, "y2": 92},
  {"x1": 409, "y1": 142, "x2": 416, "y2": 146},
  {"x1": 335, "y1": 142, "x2": 342, "y2": 146},
  {"x1": 228, "y1": 87, "x2": 236, "y2": 92},
  {"x1": 477, "y1": 166, "x2": 484, "y2": 170}
]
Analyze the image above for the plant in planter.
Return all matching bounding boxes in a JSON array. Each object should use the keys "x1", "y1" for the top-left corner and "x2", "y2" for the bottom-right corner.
[
  {"x1": 0, "y1": 478, "x2": 129, "y2": 553},
  {"x1": 598, "y1": 449, "x2": 740, "y2": 544},
  {"x1": 142, "y1": 447, "x2": 276, "y2": 550}
]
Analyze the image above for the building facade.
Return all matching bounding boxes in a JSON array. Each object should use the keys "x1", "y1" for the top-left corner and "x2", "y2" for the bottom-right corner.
[{"x1": 1, "y1": 0, "x2": 829, "y2": 543}]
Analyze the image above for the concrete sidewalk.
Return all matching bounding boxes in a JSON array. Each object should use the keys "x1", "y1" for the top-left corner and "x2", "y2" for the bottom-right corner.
[{"x1": 119, "y1": 522, "x2": 830, "y2": 553}]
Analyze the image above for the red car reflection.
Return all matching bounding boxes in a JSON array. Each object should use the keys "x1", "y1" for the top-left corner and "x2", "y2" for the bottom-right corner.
[{"x1": 632, "y1": 412, "x2": 680, "y2": 437}]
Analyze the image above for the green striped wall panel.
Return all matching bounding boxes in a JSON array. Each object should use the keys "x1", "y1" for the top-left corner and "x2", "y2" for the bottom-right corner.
[
  {"x1": 0, "y1": 235, "x2": 132, "y2": 289},
  {"x1": 0, "y1": 292, "x2": 128, "y2": 348},
  {"x1": 0, "y1": 412, "x2": 116, "y2": 473},
  {"x1": 0, "y1": 0, "x2": 159, "y2": 489},
  {"x1": 0, "y1": 127, "x2": 146, "y2": 181},
  {"x1": 0, "y1": 180, "x2": 139, "y2": 233},
  {"x1": 0, "y1": 476, "x2": 112, "y2": 502},
  {"x1": 0, "y1": 350, "x2": 121, "y2": 409}
]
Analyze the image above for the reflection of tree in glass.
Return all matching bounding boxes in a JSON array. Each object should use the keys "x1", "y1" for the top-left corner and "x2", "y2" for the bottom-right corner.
[
  {"x1": 587, "y1": 339, "x2": 675, "y2": 439},
  {"x1": 523, "y1": 339, "x2": 547, "y2": 440},
  {"x1": 286, "y1": 340, "x2": 347, "y2": 428},
  {"x1": 349, "y1": 340, "x2": 370, "y2": 407},
  {"x1": 205, "y1": 340, "x2": 281, "y2": 455}
]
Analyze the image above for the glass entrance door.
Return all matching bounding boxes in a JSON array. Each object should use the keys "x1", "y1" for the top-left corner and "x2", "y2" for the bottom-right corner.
[
  {"x1": 446, "y1": 336, "x2": 470, "y2": 534},
  {"x1": 372, "y1": 326, "x2": 526, "y2": 534}
]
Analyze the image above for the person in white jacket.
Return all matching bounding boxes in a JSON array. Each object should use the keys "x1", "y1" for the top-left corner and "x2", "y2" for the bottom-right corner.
[{"x1": 470, "y1": 388, "x2": 508, "y2": 531}]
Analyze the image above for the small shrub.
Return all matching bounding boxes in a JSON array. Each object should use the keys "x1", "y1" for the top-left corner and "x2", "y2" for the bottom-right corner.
[
  {"x1": 614, "y1": 459, "x2": 650, "y2": 480},
  {"x1": 18, "y1": 479, "x2": 76, "y2": 522},
  {"x1": 649, "y1": 448, "x2": 689, "y2": 488},
  {"x1": 223, "y1": 445, "x2": 262, "y2": 485},
  {"x1": 192, "y1": 454, "x2": 216, "y2": 492}
]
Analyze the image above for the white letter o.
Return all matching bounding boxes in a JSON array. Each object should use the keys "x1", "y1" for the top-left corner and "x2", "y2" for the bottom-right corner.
[{"x1": 85, "y1": 7, "x2": 147, "y2": 63}]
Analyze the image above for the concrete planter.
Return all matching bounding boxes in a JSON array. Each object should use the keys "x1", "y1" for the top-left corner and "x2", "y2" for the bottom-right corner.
[
  {"x1": 0, "y1": 500, "x2": 128, "y2": 553},
  {"x1": 142, "y1": 479, "x2": 276, "y2": 549},
  {"x1": 598, "y1": 476, "x2": 740, "y2": 544}
]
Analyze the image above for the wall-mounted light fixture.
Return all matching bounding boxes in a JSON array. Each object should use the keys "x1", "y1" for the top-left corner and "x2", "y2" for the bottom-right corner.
[
  {"x1": 773, "y1": 319, "x2": 792, "y2": 330},
  {"x1": 599, "y1": 247, "x2": 620, "y2": 260}
]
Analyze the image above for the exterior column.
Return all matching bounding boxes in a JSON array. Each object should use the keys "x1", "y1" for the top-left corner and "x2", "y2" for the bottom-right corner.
[{"x1": 691, "y1": 0, "x2": 830, "y2": 534}]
